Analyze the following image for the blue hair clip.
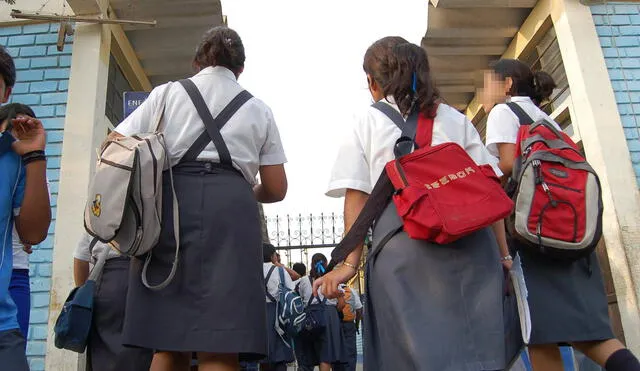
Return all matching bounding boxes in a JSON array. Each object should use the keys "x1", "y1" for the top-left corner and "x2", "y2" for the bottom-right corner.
[
  {"x1": 412, "y1": 72, "x2": 418, "y2": 93},
  {"x1": 316, "y1": 261, "x2": 326, "y2": 274}
]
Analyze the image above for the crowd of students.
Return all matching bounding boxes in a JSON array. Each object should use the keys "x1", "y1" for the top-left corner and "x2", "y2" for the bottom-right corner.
[{"x1": 1, "y1": 22, "x2": 640, "y2": 371}]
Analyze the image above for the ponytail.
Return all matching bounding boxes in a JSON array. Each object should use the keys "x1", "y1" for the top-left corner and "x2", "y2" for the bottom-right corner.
[
  {"x1": 492, "y1": 59, "x2": 556, "y2": 106},
  {"x1": 533, "y1": 71, "x2": 556, "y2": 105}
]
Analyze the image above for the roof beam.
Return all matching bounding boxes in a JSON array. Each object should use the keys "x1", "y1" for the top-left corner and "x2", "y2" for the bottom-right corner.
[
  {"x1": 66, "y1": 0, "x2": 108, "y2": 15},
  {"x1": 426, "y1": 27, "x2": 518, "y2": 39},
  {"x1": 427, "y1": 45, "x2": 506, "y2": 56},
  {"x1": 431, "y1": 0, "x2": 537, "y2": 7}
]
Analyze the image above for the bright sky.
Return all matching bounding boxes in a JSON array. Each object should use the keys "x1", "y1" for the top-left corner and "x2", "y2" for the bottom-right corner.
[{"x1": 221, "y1": 0, "x2": 428, "y2": 222}]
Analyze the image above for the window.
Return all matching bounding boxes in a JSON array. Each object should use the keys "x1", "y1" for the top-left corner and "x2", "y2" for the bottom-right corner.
[{"x1": 105, "y1": 54, "x2": 133, "y2": 126}]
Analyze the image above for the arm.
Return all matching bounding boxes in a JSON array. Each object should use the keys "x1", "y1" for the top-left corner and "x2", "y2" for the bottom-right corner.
[
  {"x1": 491, "y1": 219, "x2": 512, "y2": 270},
  {"x1": 283, "y1": 266, "x2": 300, "y2": 281},
  {"x1": 254, "y1": 164, "x2": 287, "y2": 203},
  {"x1": 12, "y1": 117, "x2": 51, "y2": 245},
  {"x1": 314, "y1": 188, "x2": 368, "y2": 298},
  {"x1": 496, "y1": 143, "x2": 516, "y2": 179},
  {"x1": 73, "y1": 258, "x2": 90, "y2": 286}
]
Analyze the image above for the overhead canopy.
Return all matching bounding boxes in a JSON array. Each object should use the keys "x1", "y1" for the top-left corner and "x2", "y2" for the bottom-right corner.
[
  {"x1": 68, "y1": 0, "x2": 224, "y2": 87},
  {"x1": 424, "y1": 0, "x2": 536, "y2": 111}
]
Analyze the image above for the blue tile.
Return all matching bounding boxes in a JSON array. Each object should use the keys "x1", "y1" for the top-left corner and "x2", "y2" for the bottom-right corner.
[
  {"x1": 47, "y1": 130, "x2": 64, "y2": 143},
  {"x1": 29, "y1": 358, "x2": 45, "y2": 371},
  {"x1": 45, "y1": 169, "x2": 60, "y2": 181},
  {"x1": 0, "y1": 26, "x2": 23, "y2": 36},
  {"x1": 44, "y1": 117, "x2": 65, "y2": 129},
  {"x1": 59, "y1": 55, "x2": 71, "y2": 67},
  {"x1": 30, "y1": 57, "x2": 58, "y2": 68},
  {"x1": 32, "y1": 105, "x2": 55, "y2": 117},
  {"x1": 28, "y1": 325, "x2": 48, "y2": 342},
  {"x1": 625, "y1": 128, "x2": 640, "y2": 140},
  {"x1": 28, "y1": 250, "x2": 50, "y2": 263},
  {"x1": 29, "y1": 308, "x2": 49, "y2": 324},
  {"x1": 31, "y1": 292, "x2": 50, "y2": 307},
  {"x1": 26, "y1": 340, "x2": 46, "y2": 357},
  {"x1": 633, "y1": 152, "x2": 640, "y2": 164},
  {"x1": 37, "y1": 263, "x2": 52, "y2": 278},
  {"x1": 8, "y1": 34, "x2": 35, "y2": 47},
  {"x1": 30, "y1": 81, "x2": 58, "y2": 93},
  {"x1": 620, "y1": 26, "x2": 640, "y2": 35},
  {"x1": 45, "y1": 68, "x2": 70, "y2": 80},
  {"x1": 47, "y1": 44, "x2": 72, "y2": 55},
  {"x1": 22, "y1": 24, "x2": 51, "y2": 34},
  {"x1": 47, "y1": 156, "x2": 61, "y2": 169},
  {"x1": 58, "y1": 80, "x2": 68, "y2": 91},
  {"x1": 46, "y1": 142, "x2": 62, "y2": 154},
  {"x1": 55, "y1": 104, "x2": 66, "y2": 116},
  {"x1": 19, "y1": 45, "x2": 47, "y2": 57},
  {"x1": 30, "y1": 278, "x2": 51, "y2": 293},
  {"x1": 10, "y1": 93, "x2": 40, "y2": 105},
  {"x1": 615, "y1": 4, "x2": 640, "y2": 15},
  {"x1": 591, "y1": 5, "x2": 609, "y2": 15},
  {"x1": 624, "y1": 47, "x2": 640, "y2": 57},
  {"x1": 35, "y1": 33, "x2": 58, "y2": 45},
  {"x1": 11, "y1": 82, "x2": 29, "y2": 94},
  {"x1": 596, "y1": 25, "x2": 619, "y2": 37},
  {"x1": 621, "y1": 58, "x2": 640, "y2": 68},
  {"x1": 17, "y1": 69, "x2": 44, "y2": 82},
  {"x1": 41, "y1": 92, "x2": 67, "y2": 105},
  {"x1": 627, "y1": 138, "x2": 640, "y2": 151},
  {"x1": 604, "y1": 48, "x2": 624, "y2": 57},
  {"x1": 609, "y1": 15, "x2": 630, "y2": 26},
  {"x1": 599, "y1": 37, "x2": 613, "y2": 47},
  {"x1": 14, "y1": 58, "x2": 30, "y2": 70},
  {"x1": 614, "y1": 36, "x2": 640, "y2": 47}
]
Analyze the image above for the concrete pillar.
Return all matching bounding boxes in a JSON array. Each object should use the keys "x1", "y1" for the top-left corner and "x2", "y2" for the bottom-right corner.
[
  {"x1": 45, "y1": 22, "x2": 111, "y2": 370},
  {"x1": 552, "y1": 0, "x2": 640, "y2": 353}
]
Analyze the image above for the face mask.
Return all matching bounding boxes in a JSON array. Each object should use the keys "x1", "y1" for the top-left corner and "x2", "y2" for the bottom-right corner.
[{"x1": 0, "y1": 131, "x2": 15, "y2": 156}]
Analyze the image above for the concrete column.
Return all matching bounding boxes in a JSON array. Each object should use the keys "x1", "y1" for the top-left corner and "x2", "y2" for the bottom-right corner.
[
  {"x1": 45, "y1": 23, "x2": 111, "y2": 371},
  {"x1": 552, "y1": 0, "x2": 640, "y2": 353}
]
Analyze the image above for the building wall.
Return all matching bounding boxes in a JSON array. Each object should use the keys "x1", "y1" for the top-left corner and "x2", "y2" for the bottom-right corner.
[
  {"x1": 3, "y1": 22, "x2": 72, "y2": 371},
  {"x1": 591, "y1": 2, "x2": 640, "y2": 187}
]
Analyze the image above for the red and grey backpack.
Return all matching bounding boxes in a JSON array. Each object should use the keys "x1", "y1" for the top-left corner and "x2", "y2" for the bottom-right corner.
[{"x1": 504, "y1": 103, "x2": 603, "y2": 260}]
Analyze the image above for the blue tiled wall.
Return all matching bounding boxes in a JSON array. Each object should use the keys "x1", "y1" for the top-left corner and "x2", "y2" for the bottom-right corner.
[
  {"x1": 3, "y1": 22, "x2": 72, "y2": 371},
  {"x1": 592, "y1": 3, "x2": 640, "y2": 187}
]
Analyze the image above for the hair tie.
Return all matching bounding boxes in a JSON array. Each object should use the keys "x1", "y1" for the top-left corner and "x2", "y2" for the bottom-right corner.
[
  {"x1": 315, "y1": 261, "x2": 326, "y2": 274},
  {"x1": 412, "y1": 72, "x2": 418, "y2": 93}
]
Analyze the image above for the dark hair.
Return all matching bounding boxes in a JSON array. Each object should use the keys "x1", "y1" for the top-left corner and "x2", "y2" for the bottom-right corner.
[
  {"x1": 193, "y1": 26, "x2": 245, "y2": 74},
  {"x1": 364, "y1": 37, "x2": 439, "y2": 117},
  {"x1": 263, "y1": 243, "x2": 276, "y2": 263},
  {"x1": 492, "y1": 59, "x2": 556, "y2": 106},
  {"x1": 0, "y1": 103, "x2": 36, "y2": 131},
  {"x1": 310, "y1": 253, "x2": 328, "y2": 279},
  {"x1": 292, "y1": 262, "x2": 306, "y2": 277},
  {"x1": 0, "y1": 46, "x2": 16, "y2": 88}
]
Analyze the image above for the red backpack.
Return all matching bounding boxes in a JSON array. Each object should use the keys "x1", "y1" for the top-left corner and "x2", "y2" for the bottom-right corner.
[
  {"x1": 330, "y1": 102, "x2": 514, "y2": 265},
  {"x1": 505, "y1": 103, "x2": 603, "y2": 260}
]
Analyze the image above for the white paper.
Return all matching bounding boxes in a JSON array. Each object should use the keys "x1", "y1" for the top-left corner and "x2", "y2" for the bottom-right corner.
[{"x1": 509, "y1": 253, "x2": 532, "y2": 345}]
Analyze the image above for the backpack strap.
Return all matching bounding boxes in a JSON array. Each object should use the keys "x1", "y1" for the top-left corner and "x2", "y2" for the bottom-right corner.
[
  {"x1": 506, "y1": 102, "x2": 534, "y2": 126},
  {"x1": 372, "y1": 101, "x2": 421, "y2": 157},
  {"x1": 265, "y1": 265, "x2": 277, "y2": 303},
  {"x1": 178, "y1": 79, "x2": 253, "y2": 164},
  {"x1": 277, "y1": 266, "x2": 287, "y2": 291}
]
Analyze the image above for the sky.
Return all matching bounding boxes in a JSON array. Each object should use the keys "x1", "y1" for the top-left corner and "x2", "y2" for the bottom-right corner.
[{"x1": 221, "y1": 0, "x2": 428, "y2": 220}]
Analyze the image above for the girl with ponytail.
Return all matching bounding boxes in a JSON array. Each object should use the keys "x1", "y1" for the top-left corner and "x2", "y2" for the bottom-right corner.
[
  {"x1": 484, "y1": 59, "x2": 640, "y2": 371},
  {"x1": 319, "y1": 37, "x2": 509, "y2": 371}
]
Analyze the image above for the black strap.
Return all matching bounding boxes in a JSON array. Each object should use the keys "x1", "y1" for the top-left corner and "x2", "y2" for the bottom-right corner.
[
  {"x1": 265, "y1": 265, "x2": 277, "y2": 303},
  {"x1": 371, "y1": 101, "x2": 420, "y2": 158},
  {"x1": 179, "y1": 79, "x2": 253, "y2": 164},
  {"x1": 506, "y1": 102, "x2": 534, "y2": 126},
  {"x1": 329, "y1": 103, "x2": 423, "y2": 268}
]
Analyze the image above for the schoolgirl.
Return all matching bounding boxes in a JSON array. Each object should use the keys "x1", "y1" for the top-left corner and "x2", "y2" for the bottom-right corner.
[
  {"x1": 262, "y1": 243, "x2": 295, "y2": 371},
  {"x1": 115, "y1": 26, "x2": 288, "y2": 371},
  {"x1": 296, "y1": 253, "x2": 345, "y2": 371},
  {"x1": 483, "y1": 58, "x2": 640, "y2": 371},
  {"x1": 316, "y1": 37, "x2": 510, "y2": 371}
]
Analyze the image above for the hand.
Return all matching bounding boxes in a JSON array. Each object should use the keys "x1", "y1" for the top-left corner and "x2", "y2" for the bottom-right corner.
[
  {"x1": 11, "y1": 116, "x2": 46, "y2": 155},
  {"x1": 312, "y1": 266, "x2": 355, "y2": 299},
  {"x1": 501, "y1": 259, "x2": 513, "y2": 271},
  {"x1": 22, "y1": 244, "x2": 33, "y2": 254}
]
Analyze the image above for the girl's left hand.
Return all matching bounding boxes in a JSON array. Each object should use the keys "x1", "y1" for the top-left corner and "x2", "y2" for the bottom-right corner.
[
  {"x1": 11, "y1": 116, "x2": 46, "y2": 155},
  {"x1": 312, "y1": 266, "x2": 355, "y2": 299}
]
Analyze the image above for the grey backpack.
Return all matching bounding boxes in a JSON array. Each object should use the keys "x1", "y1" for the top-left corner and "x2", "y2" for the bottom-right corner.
[{"x1": 84, "y1": 83, "x2": 179, "y2": 290}]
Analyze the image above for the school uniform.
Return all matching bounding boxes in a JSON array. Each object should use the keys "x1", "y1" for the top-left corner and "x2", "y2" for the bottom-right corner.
[
  {"x1": 327, "y1": 101, "x2": 506, "y2": 371},
  {"x1": 263, "y1": 263, "x2": 296, "y2": 370},
  {"x1": 296, "y1": 276, "x2": 345, "y2": 367},
  {"x1": 485, "y1": 96, "x2": 614, "y2": 345},
  {"x1": 118, "y1": 66, "x2": 287, "y2": 361},
  {"x1": 74, "y1": 232, "x2": 152, "y2": 371},
  {"x1": 0, "y1": 147, "x2": 28, "y2": 371}
]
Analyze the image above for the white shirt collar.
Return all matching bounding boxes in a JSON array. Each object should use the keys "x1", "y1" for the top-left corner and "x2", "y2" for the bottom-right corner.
[
  {"x1": 507, "y1": 96, "x2": 534, "y2": 104},
  {"x1": 195, "y1": 66, "x2": 237, "y2": 81}
]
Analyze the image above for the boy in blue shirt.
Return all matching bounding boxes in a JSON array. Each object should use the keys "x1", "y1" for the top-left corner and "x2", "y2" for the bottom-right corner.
[{"x1": 0, "y1": 45, "x2": 51, "y2": 370}]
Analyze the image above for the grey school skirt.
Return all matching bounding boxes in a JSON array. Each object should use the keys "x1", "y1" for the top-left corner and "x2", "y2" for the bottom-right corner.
[
  {"x1": 122, "y1": 162, "x2": 267, "y2": 361},
  {"x1": 364, "y1": 203, "x2": 506, "y2": 371},
  {"x1": 513, "y1": 239, "x2": 614, "y2": 344}
]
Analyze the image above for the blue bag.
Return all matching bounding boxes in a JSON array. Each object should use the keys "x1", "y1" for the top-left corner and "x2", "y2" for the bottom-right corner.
[{"x1": 54, "y1": 239, "x2": 107, "y2": 353}]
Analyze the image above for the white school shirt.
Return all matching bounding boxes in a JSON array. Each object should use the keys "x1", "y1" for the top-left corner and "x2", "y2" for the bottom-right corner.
[
  {"x1": 12, "y1": 180, "x2": 51, "y2": 269},
  {"x1": 485, "y1": 96, "x2": 562, "y2": 158},
  {"x1": 116, "y1": 66, "x2": 287, "y2": 185},
  {"x1": 348, "y1": 288, "x2": 363, "y2": 311},
  {"x1": 73, "y1": 231, "x2": 122, "y2": 264},
  {"x1": 297, "y1": 275, "x2": 338, "y2": 307},
  {"x1": 263, "y1": 263, "x2": 295, "y2": 303},
  {"x1": 327, "y1": 101, "x2": 502, "y2": 197}
]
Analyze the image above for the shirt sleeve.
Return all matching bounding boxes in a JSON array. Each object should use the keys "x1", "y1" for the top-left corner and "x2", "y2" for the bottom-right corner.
[
  {"x1": 12, "y1": 164, "x2": 26, "y2": 216},
  {"x1": 73, "y1": 232, "x2": 93, "y2": 262},
  {"x1": 463, "y1": 116, "x2": 503, "y2": 177},
  {"x1": 115, "y1": 84, "x2": 166, "y2": 136},
  {"x1": 259, "y1": 106, "x2": 287, "y2": 166},
  {"x1": 283, "y1": 267, "x2": 295, "y2": 290},
  {"x1": 485, "y1": 104, "x2": 520, "y2": 158},
  {"x1": 326, "y1": 112, "x2": 372, "y2": 198}
]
